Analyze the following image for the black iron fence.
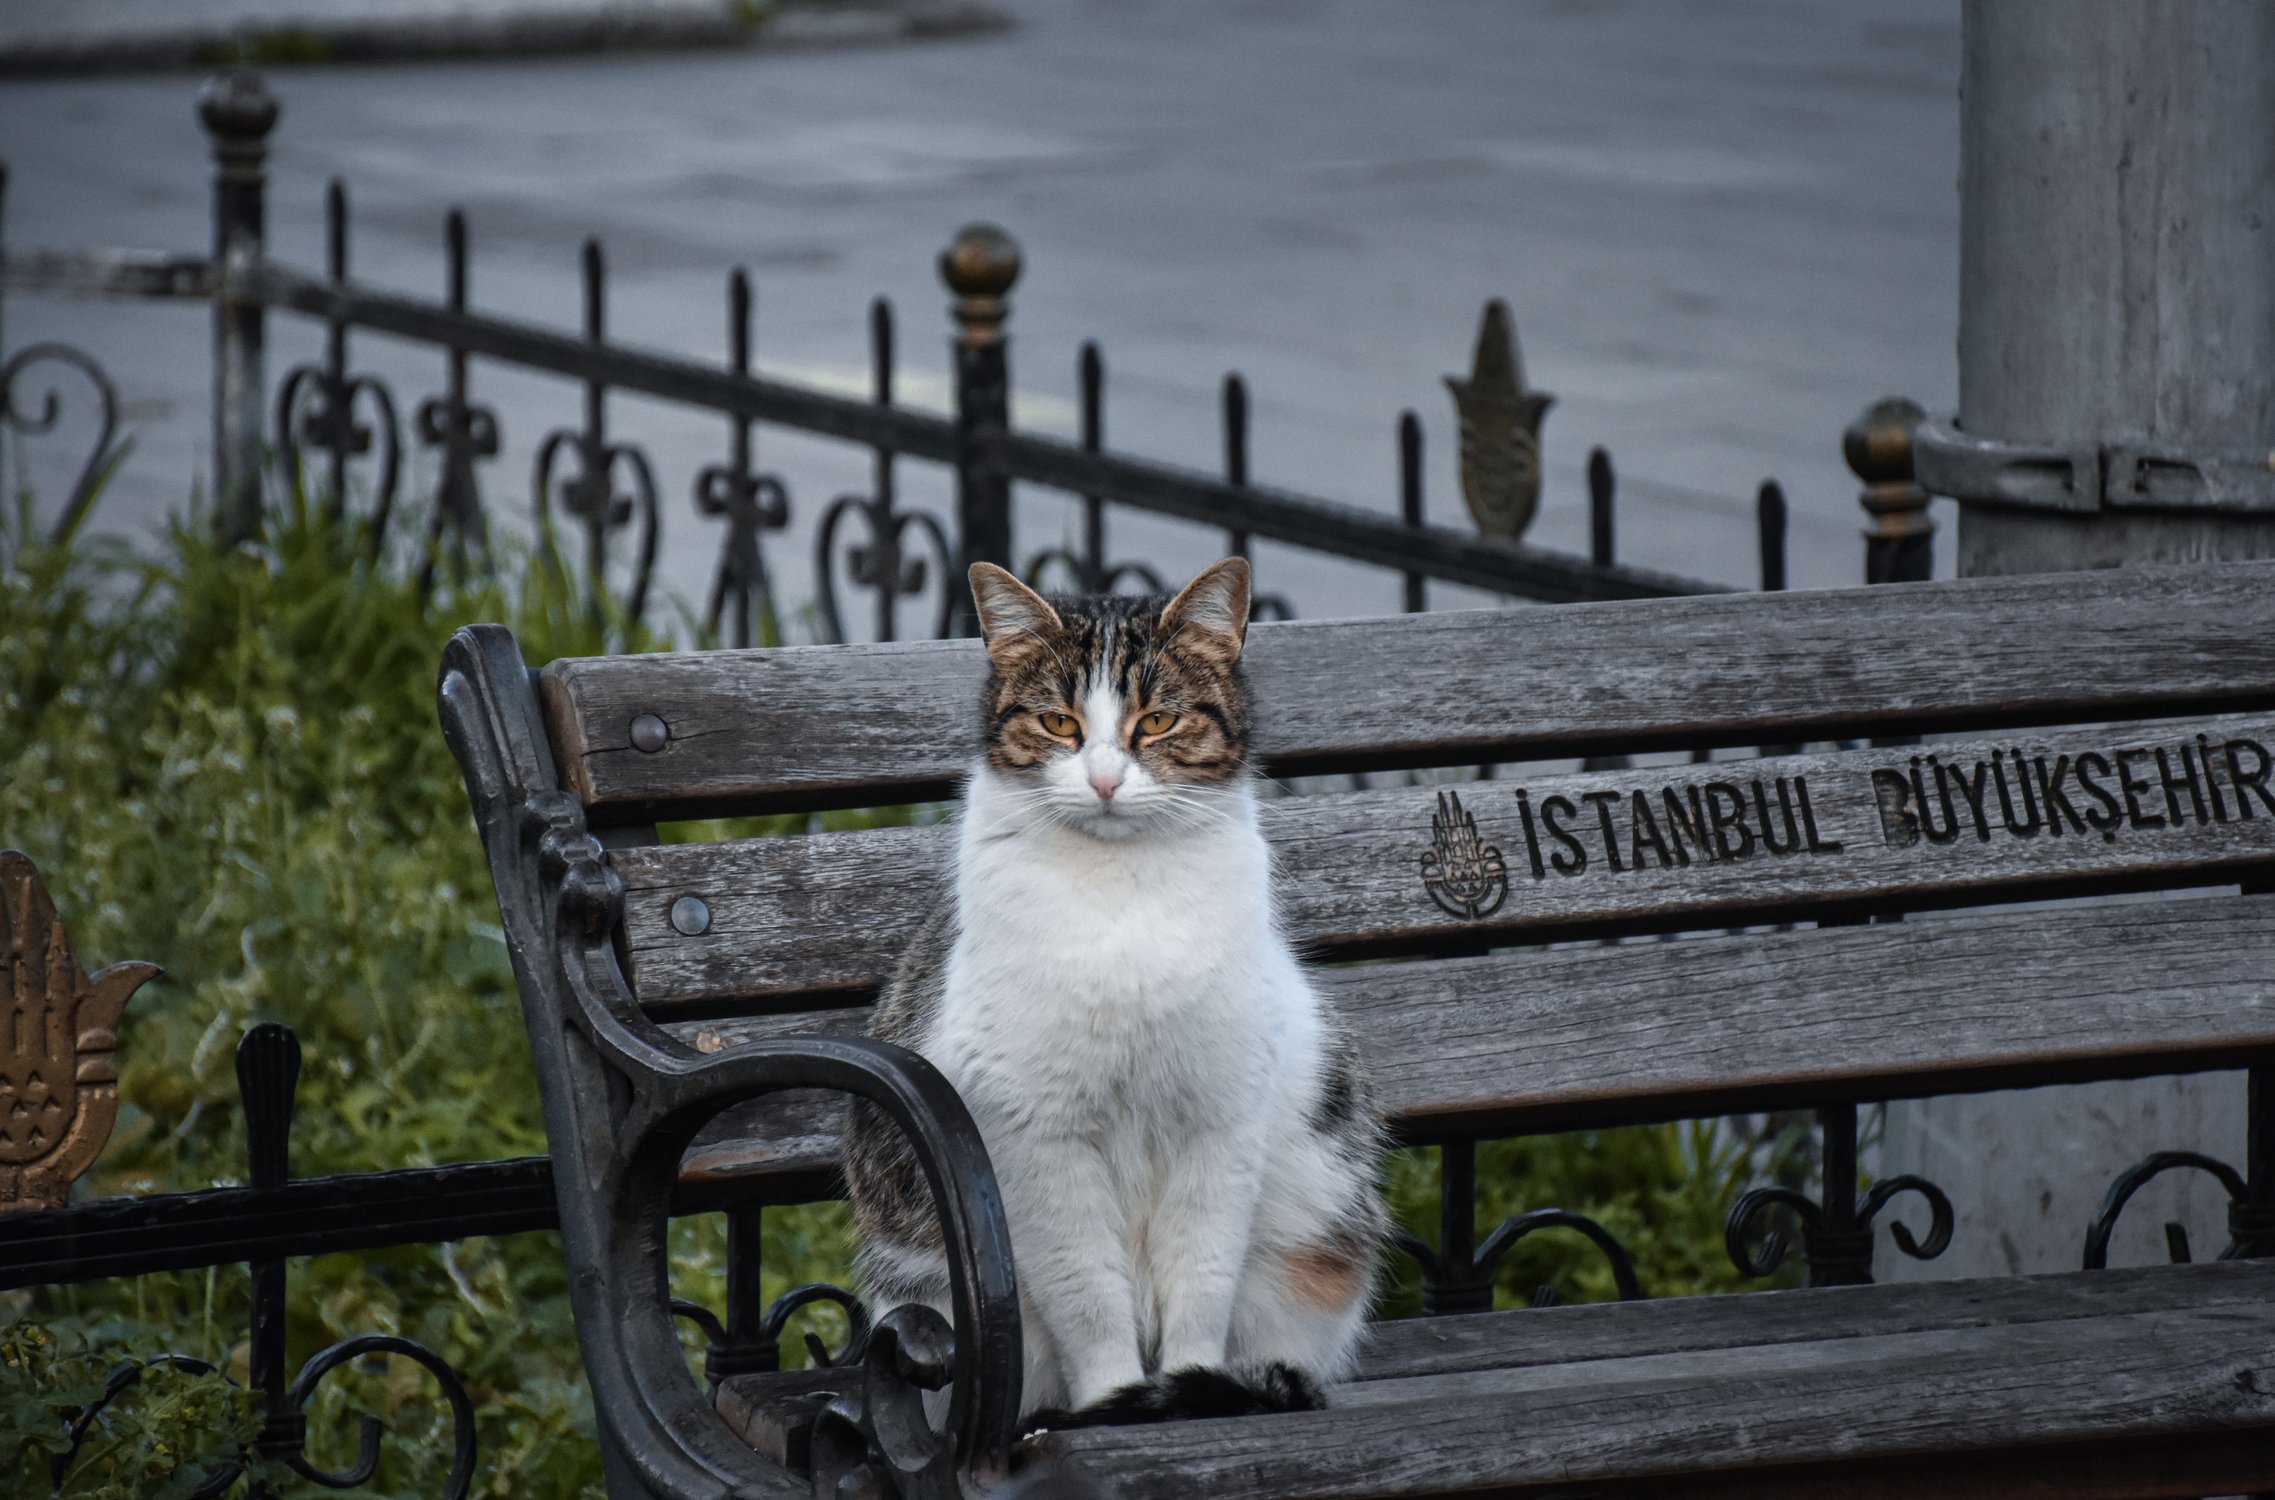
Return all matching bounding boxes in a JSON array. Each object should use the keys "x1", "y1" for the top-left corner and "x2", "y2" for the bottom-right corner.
[
  {"x1": 2, "y1": 70, "x2": 1805, "y2": 667},
  {"x1": 0, "y1": 69, "x2": 1955, "y2": 1499}
]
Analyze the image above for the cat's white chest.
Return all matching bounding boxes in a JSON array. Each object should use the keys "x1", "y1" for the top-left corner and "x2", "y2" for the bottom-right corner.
[{"x1": 929, "y1": 802, "x2": 1291, "y2": 1127}]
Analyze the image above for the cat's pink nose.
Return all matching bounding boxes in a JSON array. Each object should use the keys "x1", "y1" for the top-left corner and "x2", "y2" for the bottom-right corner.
[{"x1": 1089, "y1": 767, "x2": 1123, "y2": 801}]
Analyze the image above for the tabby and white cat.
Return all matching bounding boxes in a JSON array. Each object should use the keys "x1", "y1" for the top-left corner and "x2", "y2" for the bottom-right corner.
[{"x1": 842, "y1": 557, "x2": 1386, "y2": 1426}]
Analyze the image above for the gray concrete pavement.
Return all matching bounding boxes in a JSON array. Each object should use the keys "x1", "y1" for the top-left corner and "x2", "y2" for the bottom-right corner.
[
  {"x1": 1, "y1": 0, "x2": 1962, "y2": 630},
  {"x1": 0, "y1": 0, "x2": 1004, "y2": 75}
]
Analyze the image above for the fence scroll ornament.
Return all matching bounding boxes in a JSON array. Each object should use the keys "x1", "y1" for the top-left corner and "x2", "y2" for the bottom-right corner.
[
  {"x1": 672, "y1": 1281, "x2": 872, "y2": 1386},
  {"x1": 2083, "y1": 1131, "x2": 2275, "y2": 1269},
  {"x1": 411, "y1": 209, "x2": 500, "y2": 588},
  {"x1": 1394, "y1": 1138, "x2": 1642, "y2": 1315},
  {"x1": 1392, "y1": 1211, "x2": 1643, "y2": 1313},
  {"x1": 815, "y1": 297, "x2": 955, "y2": 644},
  {"x1": 1, "y1": 341, "x2": 125, "y2": 547},
  {"x1": 0, "y1": 861, "x2": 475, "y2": 1493},
  {"x1": 696, "y1": 269, "x2": 792, "y2": 647},
  {"x1": 1724, "y1": 1171, "x2": 1955, "y2": 1288},
  {"x1": 0, "y1": 852, "x2": 158, "y2": 1213},
  {"x1": 533, "y1": 239, "x2": 662, "y2": 634},
  {"x1": 272, "y1": 181, "x2": 402, "y2": 542}
]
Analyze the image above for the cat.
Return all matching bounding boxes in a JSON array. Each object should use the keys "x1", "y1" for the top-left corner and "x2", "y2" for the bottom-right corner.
[{"x1": 841, "y1": 556, "x2": 1386, "y2": 1430}]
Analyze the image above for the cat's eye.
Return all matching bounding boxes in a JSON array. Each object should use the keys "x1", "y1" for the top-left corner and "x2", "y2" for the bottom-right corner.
[
  {"x1": 1039, "y1": 711, "x2": 1081, "y2": 741},
  {"x1": 1136, "y1": 710, "x2": 1178, "y2": 737}
]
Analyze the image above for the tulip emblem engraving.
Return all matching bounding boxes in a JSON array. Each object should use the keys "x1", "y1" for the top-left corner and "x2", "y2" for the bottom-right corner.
[{"x1": 1420, "y1": 790, "x2": 1508, "y2": 920}]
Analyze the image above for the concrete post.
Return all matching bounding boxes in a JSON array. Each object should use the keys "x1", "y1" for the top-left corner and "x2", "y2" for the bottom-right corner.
[
  {"x1": 1882, "y1": 0, "x2": 2274, "y2": 1282},
  {"x1": 1938, "y1": 0, "x2": 2275, "y2": 572}
]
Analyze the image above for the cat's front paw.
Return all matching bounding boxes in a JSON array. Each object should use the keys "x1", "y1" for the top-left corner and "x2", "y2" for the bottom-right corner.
[{"x1": 1019, "y1": 1362, "x2": 1323, "y2": 1436}]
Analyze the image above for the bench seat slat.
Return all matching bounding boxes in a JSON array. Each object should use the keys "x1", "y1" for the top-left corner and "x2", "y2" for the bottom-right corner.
[
  {"x1": 715, "y1": 1259, "x2": 2275, "y2": 1405},
  {"x1": 716, "y1": 1263, "x2": 2275, "y2": 1480},
  {"x1": 620, "y1": 714, "x2": 2275, "y2": 1014},
  {"x1": 543, "y1": 560, "x2": 2275, "y2": 821},
  {"x1": 671, "y1": 893, "x2": 2275, "y2": 1193},
  {"x1": 1348, "y1": 1258, "x2": 2275, "y2": 1382},
  {"x1": 1043, "y1": 1273, "x2": 2275, "y2": 1498}
]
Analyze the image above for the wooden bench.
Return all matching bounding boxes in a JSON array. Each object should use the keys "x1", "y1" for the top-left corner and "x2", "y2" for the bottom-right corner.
[{"x1": 442, "y1": 559, "x2": 2275, "y2": 1500}]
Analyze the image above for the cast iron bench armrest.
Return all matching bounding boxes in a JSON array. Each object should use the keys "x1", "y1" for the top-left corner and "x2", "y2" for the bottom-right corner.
[
  {"x1": 603, "y1": 1032, "x2": 1025, "y2": 1500},
  {"x1": 443, "y1": 623, "x2": 1023, "y2": 1498},
  {"x1": 541, "y1": 812, "x2": 1025, "y2": 1498}
]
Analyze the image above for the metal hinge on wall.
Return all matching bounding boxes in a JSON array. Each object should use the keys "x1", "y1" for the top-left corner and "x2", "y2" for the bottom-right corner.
[{"x1": 1914, "y1": 414, "x2": 2275, "y2": 514}]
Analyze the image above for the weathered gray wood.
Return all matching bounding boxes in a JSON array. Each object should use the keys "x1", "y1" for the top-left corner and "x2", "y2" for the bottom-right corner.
[
  {"x1": 618, "y1": 715, "x2": 2275, "y2": 1012},
  {"x1": 1349, "y1": 1258, "x2": 2275, "y2": 1381},
  {"x1": 679, "y1": 1080, "x2": 845, "y2": 1200},
  {"x1": 1039, "y1": 1287, "x2": 2275, "y2": 1498},
  {"x1": 541, "y1": 560, "x2": 2275, "y2": 821},
  {"x1": 669, "y1": 892, "x2": 2275, "y2": 1190},
  {"x1": 713, "y1": 1367, "x2": 839, "y2": 1473},
  {"x1": 1630, "y1": 1437, "x2": 2275, "y2": 1500},
  {"x1": 716, "y1": 1258, "x2": 2275, "y2": 1396},
  {"x1": 718, "y1": 1264, "x2": 2275, "y2": 1493}
]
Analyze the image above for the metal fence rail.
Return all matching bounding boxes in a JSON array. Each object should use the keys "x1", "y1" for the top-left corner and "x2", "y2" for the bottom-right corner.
[{"x1": 4, "y1": 69, "x2": 1789, "y2": 662}]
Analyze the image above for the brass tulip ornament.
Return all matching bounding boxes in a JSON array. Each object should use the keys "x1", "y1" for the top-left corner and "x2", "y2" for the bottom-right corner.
[
  {"x1": 1445, "y1": 299, "x2": 1554, "y2": 542},
  {"x1": 0, "y1": 851, "x2": 158, "y2": 1211}
]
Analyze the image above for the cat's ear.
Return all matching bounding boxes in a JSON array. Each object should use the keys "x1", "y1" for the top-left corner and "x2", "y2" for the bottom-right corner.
[
  {"x1": 1159, "y1": 557, "x2": 1251, "y2": 663},
  {"x1": 969, "y1": 563, "x2": 1062, "y2": 661}
]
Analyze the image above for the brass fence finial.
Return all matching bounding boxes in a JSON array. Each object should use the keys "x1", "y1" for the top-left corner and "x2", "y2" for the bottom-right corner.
[
  {"x1": 939, "y1": 224, "x2": 1022, "y2": 349},
  {"x1": 0, "y1": 852, "x2": 159, "y2": 1212},
  {"x1": 1847, "y1": 397, "x2": 1934, "y2": 583},
  {"x1": 1445, "y1": 299, "x2": 1554, "y2": 542}
]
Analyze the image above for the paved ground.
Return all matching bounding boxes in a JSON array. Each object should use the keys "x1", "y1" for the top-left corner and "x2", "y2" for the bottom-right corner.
[
  {"x1": 0, "y1": 0, "x2": 998, "y2": 75},
  {"x1": 1, "y1": 0, "x2": 1962, "y2": 627},
  {"x1": 1, "y1": 0, "x2": 740, "y2": 47}
]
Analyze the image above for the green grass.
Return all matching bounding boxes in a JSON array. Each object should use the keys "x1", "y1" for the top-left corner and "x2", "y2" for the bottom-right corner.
[
  {"x1": 193, "y1": 31, "x2": 335, "y2": 69},
  {"x1": 0, "y1": 482, "x2": 1799, "y2": 1497}
]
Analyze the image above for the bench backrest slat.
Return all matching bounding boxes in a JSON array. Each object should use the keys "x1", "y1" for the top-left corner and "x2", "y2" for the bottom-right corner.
[
  {"x1": 668, "y1": 892, "x2": 2275, "y2": 1192},
  {"x1": 615, "y1": 713, "x2": 2275, "y2": 1014},
  {"x1": 542, "y1": 562, "x2": 2275, "y2": 823}
]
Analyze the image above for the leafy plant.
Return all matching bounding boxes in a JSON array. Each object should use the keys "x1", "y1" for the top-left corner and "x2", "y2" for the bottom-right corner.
[
  {"x1": 0, "y1": 487, "x2": 823, "y2": 1496},
  {"x1": 0, "y1": 1326, "x2": 273, "y2": 1500}
]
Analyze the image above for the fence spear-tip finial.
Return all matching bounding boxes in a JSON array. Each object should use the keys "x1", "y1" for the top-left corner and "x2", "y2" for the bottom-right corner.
[{"x1": 1445, "y1": 299, "x2": 1553, "y2": 542}]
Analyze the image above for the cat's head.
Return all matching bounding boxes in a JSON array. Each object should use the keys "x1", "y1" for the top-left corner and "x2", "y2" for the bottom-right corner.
[{"x1": 968, "y1": 558, "x2": 1253, "y2": 839}]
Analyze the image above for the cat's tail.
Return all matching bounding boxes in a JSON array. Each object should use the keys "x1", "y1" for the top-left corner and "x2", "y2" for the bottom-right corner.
[{"x1": 1020, "y1": 1362, "x2": 1322, "y2": 1436}]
